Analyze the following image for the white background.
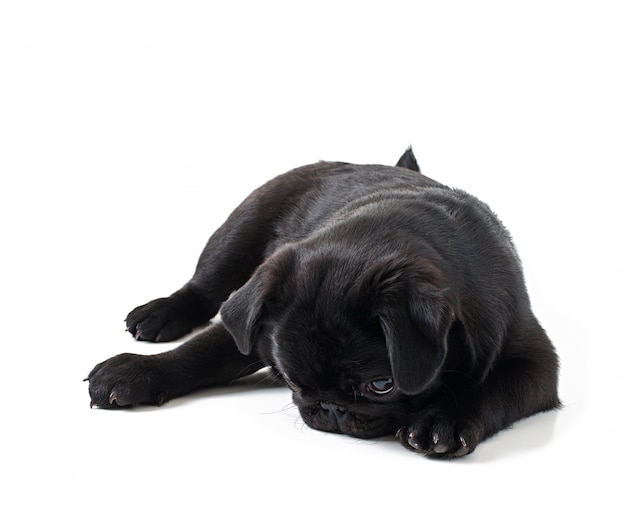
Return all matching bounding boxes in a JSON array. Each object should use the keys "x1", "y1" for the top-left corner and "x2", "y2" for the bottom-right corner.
[{"x1": 1, "y1": 1, "x2": 625, "y2": 526}]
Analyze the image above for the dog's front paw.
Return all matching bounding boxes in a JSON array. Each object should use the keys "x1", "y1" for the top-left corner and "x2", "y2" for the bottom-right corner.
[
  {"x1": 126, "y1": 292, "x2": 205, "y2": 342},
  {"x1": 86, "y1": 353, "x2": 170, "y2": 409},
  {"x1": 397, "y1": 406, "x2": 480, "y2": 459}
]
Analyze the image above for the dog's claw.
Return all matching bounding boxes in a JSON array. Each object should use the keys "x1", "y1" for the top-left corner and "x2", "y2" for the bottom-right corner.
[
  {"x1": 90, "y1": 400, "x2": 94, "y2": 409},
  {"x1": 407, "y1": 431, "x2": 421, "y2": 451},
  {"x1": 109, "y1": 391, "x2": 132, "y2": 407},
  {"x1": 432, "y1": 432, "x2": 449, "y2": 453}
]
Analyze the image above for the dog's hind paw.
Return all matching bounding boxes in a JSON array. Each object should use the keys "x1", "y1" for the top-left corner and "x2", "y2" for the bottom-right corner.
[{"x1": 126, "y1": 290, "x2": 208, "y2": 342}]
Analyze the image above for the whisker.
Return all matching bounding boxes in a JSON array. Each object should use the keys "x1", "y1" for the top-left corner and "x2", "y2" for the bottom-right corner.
[{"x1": 228, "y1": 361, "x2": 269, "y2": 385}]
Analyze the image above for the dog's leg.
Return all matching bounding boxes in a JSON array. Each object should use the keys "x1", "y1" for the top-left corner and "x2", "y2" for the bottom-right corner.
[
  {"x1": 398, "y1": 318, "x2": 560, "y2": 458},
  {"x1": 87, "y1": 322, "x2": 264, "y2": 409},
  {"x1": 125, "y1": 179, "x2": 294, "y2": 342}
]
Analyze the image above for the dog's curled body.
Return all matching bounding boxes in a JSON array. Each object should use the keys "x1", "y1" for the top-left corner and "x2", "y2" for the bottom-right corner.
[{"x1": 87, "y1": 148, "x2": 560, "y2": 458}]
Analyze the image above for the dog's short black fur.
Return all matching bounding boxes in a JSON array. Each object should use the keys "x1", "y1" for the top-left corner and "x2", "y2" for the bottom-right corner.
[{"x1": 87, "y1": 148, "x2": 560, "y2": 458}]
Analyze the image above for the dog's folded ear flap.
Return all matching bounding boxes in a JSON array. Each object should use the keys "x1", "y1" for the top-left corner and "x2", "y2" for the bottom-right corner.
[
  {"x1": 378, "y1": 297, "x2": 451, "y2": 395},
  {"x1": 367, "y1": 259, "x2": 453, "y2": 395},
  {"x1": 220, "y1": 274, "x2": 266, "y2": 356},
  {"x1": 220, "y1": 248, "x2": 294, "y2": 356}
]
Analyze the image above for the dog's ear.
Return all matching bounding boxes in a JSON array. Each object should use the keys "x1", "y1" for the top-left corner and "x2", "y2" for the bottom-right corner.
[
  {"x1": 220, "y1": 273, "x2": 266, "y2": 356},
  {"x1": 364, "y1": 258, "x2": 453, "y2": 395},
  {"x1": 395, "y1": 146, "x2": 420, "y2": 173},
  {"x1": 221, "y1": 248, "x2": 294, "y2": 356}
]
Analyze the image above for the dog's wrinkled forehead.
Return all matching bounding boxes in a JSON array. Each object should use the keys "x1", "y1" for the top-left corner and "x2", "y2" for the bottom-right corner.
[{"x1": 268, "y1": 309, "x2": 389, "y2": 390}]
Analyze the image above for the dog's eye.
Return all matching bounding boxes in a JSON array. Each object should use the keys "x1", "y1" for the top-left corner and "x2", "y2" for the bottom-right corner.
[{"x1": 366, "y1": 378, "x2": 394, "y2": 396}]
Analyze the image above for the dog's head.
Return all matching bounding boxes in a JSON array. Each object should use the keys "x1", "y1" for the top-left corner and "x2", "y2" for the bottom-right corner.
[{"x1": 221, "y1": 245, "x2": 455, "y2": 438}]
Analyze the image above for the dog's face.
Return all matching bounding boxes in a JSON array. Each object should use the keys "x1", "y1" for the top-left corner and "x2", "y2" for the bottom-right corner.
[
  {"x1": 266, "y1": 301, "x2": 408, "y2": 438},
  {"x1": 221, "y1": 245, "x2": 455, "y2": 439}
]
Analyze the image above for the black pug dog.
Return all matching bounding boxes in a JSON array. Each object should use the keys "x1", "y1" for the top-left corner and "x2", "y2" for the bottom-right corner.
[{"x1": 87, "y1": 148, "x2": 560, "y2": 458}]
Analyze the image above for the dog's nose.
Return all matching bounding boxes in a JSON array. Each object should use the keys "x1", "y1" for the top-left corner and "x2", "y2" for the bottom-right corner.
[
  {"x1": 320, "y1": 401, "x2": 347, "y2": 413},
  {"x1": 319, "y1": 401, "x2": 348, "y2": 426}
]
